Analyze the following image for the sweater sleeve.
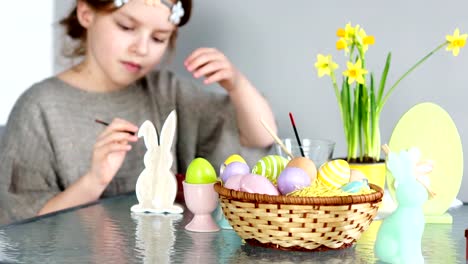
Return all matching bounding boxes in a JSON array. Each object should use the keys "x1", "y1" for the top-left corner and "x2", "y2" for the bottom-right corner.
[
  {"x1": 0, "y1": 90, "x2": 60, "y2": 225},
  {"x1": 173, "y1": 76, "x2": 270, "y2": 173}
]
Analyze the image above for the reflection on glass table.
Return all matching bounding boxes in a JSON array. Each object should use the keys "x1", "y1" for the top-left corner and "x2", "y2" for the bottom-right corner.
[{"x1": 0, "y1": 193, "x2": 466, "y2": 263}]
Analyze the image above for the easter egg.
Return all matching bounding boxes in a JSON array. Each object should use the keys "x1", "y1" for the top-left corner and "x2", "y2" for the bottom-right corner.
[
  {"x1": 240, "y1": 173, "x2": 279, "y2": 195},
  {"x1": 220, "y1": 161, "x2": 250, "y2": 183},
  {"x1": 277, "y1": 167, "x2": 311, "y2": 195},
  {"x1": 286, "y1": 157, "x2": 317, "y2": 183},
  {"x1": 224, "y1": 174, "x2": 245, "y2": 191},
  {"x1": 317, "y1": 159, "x2": 351, "y2": 188},
  {"x1": 185, "y1": 158, "x2": 217, "y2": 184},
  {"x1": 220, "y1": 154, "x2": 247, "y2": 175},
  {"x1": 251, "y1": 155, "x2": 288, "y2": 184},
  {"x1": 341, "y1": 180, "x2": 370, "y2": 193},
  {"x1": 349, "y1": 169, "x2": 367, "y2": 182}
]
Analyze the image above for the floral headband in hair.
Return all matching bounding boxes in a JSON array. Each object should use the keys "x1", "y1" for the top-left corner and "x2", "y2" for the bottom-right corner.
[{"x1": 113, "y1": 0, "x2": 185, "y2": 25}]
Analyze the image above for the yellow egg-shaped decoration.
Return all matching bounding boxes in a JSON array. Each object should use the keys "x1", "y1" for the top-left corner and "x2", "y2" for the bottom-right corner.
[
  {"x1": 317, "y1": 159, "x2": 351, "y2": 188},
  {"x1": 220, "y1": 154, "x2": 247, "y2": 175},
  {"x1": 252, "y1": 155, "x2": 288, "y2": 184}
]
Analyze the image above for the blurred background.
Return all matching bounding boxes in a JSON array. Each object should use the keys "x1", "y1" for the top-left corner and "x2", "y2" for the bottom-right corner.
[{"x1": 1, "y1": 0, "x2": 467, "y2": 201}]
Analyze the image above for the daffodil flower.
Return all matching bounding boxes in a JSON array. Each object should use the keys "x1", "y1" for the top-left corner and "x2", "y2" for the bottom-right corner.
[
  {"x1": 343, "y1": 59, "x2": 368, "y2": 84},
  {"x1": 337, "y1": 23, "x2": 366, "y2": 54},
  {"x1": 446, "y1": 28, "x2": 467, "y2": 56},
  {"x1": 358, "y1": 28, "x2": 375, "y2": 53},
  {"x1": 315, "y1": 54, "x2": 338, "y2": 77},
  {"x1": 315, "y1": 23, "x2": 465, "y2": 162},
  {"x1": 344, "y1": 23, "x2": 359, "y2": 41},
  {"x1": 336, "y1": 28, "x2": 346, "y2": 38},
  {"x1": 336, "y1": 38, "x2": 348, "y2": 51}
]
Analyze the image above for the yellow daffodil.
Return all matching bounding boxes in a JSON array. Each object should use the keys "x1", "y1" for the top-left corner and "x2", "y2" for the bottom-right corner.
[
  {"x1": 336, "y1": 38, "x2": 348, "y2": 51},
  {"x1": 344, "y1": 23, "x2": 359, "y2": 40},
  {"x1": 446, "y1": 28, "x2": 467, "y2": 56},
  {"x1": 336, "y1": 23, "x2": 363, "y2": 54},
  {"x1": 343, "y1": 59, "x2": 368, "y2": 84},
  {"x1": 336, "y1": 28, "x2": 346, "y2": 38},
  {"x1": 316, "y1": 23, "x2": 465, "y2": 162},
  {"x1": 315, "y1": 54, "x2": 338, "y2": 77},
  {"x1": 358, "y1": 28, "x2": 375, "y2": 53}
]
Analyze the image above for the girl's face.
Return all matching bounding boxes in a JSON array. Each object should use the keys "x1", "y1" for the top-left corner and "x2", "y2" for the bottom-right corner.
[{"x1": 81, "y1": 0, "x2": 176, "y2": 88}]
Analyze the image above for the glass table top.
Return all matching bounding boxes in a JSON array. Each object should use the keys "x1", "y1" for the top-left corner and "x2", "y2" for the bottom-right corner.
[{"x1": 0, "y1": 193, "x2": 466, "y2": 263}]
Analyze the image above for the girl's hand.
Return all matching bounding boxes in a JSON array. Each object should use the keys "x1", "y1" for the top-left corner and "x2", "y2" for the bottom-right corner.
[
  {"x1": 184, "y1": 48, "x2": 245, "y2": 92},
  {"x1": 89, "y1": 118, "x2": 139, "y2": 187}
]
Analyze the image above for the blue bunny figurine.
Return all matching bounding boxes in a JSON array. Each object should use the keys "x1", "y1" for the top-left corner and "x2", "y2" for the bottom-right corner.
[{"x1": 374, "y1": 148, "x2": 429, "y2": 264}]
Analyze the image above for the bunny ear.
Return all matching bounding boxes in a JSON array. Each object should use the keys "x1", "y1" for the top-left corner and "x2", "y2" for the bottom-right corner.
[
  {"x1": 138, "y1": 120, "x2": 159, "y2": 149},
  {"x1": 387, "y1": 150, "x2": 414, "y2": 181},
  {"x1": 407, "y1": 147, "x2": 422, "y2": 164},
  {"x1": 159, "y1": 110, "x2": 177, "y2": 151}
]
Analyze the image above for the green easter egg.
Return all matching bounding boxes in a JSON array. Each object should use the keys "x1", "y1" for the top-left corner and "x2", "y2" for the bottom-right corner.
[
  {"x1": 252, "y1": 155, "x2": 288, "y2": 184},
  {"x1": 186, "y1": 158, "x2": 217, "y2": 184}
]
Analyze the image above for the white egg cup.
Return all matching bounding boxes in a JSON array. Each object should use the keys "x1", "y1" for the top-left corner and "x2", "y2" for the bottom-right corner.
[{"x1": 183, "y1": 181, "x2": 220, "y2": 232}]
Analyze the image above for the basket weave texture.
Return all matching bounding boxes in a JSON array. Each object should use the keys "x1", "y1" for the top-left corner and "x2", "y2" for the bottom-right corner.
[{"x1": 214, "y1": 182, "x2": 383, "y2": 251}]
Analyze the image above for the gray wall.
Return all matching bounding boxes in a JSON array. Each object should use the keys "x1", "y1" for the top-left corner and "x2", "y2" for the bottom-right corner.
[{"x1": 54, "y1": 0, "x2": 468, "y2": 201}]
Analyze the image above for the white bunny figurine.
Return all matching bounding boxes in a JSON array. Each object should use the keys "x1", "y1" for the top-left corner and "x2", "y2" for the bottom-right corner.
[{"x1": 131, "y1": 110, "x2": 183, "y2": 214}]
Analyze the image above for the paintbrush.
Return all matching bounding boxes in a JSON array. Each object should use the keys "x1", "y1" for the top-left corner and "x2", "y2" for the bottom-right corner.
[
  {"x1": 260, "y1": 118, "x2": 294, "y2": 159},
  {"x1": 95, "y1": 119, "x2": 136, "y2": 136}
]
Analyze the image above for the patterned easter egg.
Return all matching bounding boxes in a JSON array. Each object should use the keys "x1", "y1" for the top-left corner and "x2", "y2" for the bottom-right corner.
[
  {"x1": 317, "y1": 159, "x2": 351, "y2": 188},
  {"x1": 251, "y1": 155, "x2": 288, "y2": 184}
]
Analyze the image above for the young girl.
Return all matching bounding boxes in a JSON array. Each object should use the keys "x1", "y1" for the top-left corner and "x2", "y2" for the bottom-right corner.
[{"x1": 0, "y1": 0, "x2": 277, "y2": 224}]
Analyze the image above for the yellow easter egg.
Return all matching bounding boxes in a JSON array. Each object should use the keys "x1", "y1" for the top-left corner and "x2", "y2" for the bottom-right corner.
[
  {"x1": 220, "y1": 154, "x2": 247, "y2": 175},
  {"x1": 252, "y1": 155, "x2": 288, "y2": 184},
  {"x1": 224, "y1": 154, "x2": 246, "y2": 165},
  {"x1": 317, "y1": 159, "x2": 351, "y2": 188}
]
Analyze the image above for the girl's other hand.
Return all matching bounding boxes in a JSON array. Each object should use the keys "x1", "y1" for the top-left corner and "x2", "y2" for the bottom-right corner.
[
  {"x1": 184, "y1": 48, "x2": 245, "y2": 93},
  {"x1": 89, "y1": 118, "x2": 139, "y2": 187}
]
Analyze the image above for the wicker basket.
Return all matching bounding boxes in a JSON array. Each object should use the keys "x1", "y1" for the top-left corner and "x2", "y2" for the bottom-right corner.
[{"x1": 214, "y1": 182, "x2": 383, "y2": 251}]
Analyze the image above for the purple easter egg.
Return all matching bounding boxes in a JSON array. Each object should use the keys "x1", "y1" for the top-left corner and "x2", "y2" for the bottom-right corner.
[
  {"x1": 224, "y1": 174, "x2": 245, "y2": 191},
  {"x1": 221, "y1": 161, "x2": 250, "y2": 183},
  {"x1": 240, "y1": 173, "x2": 279, "y2": 195},
  {"x1": 277, "y1": 167, "x2": 311, "y2": 195}
]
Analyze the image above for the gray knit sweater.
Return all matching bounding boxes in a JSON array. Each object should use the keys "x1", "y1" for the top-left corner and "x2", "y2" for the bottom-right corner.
[{"x1": 0, "y1": 70, "x2": 268, "y2": 224}]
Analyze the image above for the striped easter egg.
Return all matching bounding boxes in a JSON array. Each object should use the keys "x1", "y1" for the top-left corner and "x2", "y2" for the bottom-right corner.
[
  {"x1": 251, "y1": 155, "x2": 288, "y2": 184},
  {"x1": 317, "y1": 159, "x2": 351, "y2": 188}
]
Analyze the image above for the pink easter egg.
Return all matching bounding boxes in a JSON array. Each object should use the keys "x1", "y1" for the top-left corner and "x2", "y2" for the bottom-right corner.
[
  {"x1": 221, "y1": 161, "x2": 250, "y2": 183},
  {"x1": 240, "y1": 173, "x2": 279, "y2": 195},
  {"x1": 277, "y1": 167, "x2": 311, "y2": 195},
  {"x1": 223, "y1": 174, "x2": 245, "y2": 191}
]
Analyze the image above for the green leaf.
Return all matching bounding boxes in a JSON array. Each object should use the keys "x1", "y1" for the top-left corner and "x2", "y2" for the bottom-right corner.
[
  {"x1": 350, "y1": 84, "x2": 361, "y2": 159},
  {"x1": 341, "y1": 79, "x2": 351, "y2": 141},
  {"x1": 377, "y1": 52, "x2": 391, "y2": 108}
]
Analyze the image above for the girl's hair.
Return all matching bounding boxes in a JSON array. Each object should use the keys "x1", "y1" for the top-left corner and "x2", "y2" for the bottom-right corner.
[{"x1": 60, "y1": 0, "x2": 192, "y2": 58}]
